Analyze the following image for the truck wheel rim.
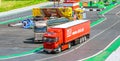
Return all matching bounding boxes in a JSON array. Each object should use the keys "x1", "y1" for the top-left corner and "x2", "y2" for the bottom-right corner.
[
  {"x1": 84, "y1": 36, "x2": 87, "y2": 41},
  {"x1": 82, "y1": 37, "x2": 85, "y2": 42},
  {"x1": 57, "y1": 47, "x2": 61, "y2": 53},
  {"x1": 68, "y1": 43, "x2": 71, "y2": 49},
  {"x1": 80, "y1": 38, "x2": 82, "y2": 43}
]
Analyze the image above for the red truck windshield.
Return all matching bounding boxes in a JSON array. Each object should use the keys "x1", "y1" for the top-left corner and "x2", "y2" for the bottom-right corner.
[{"x1": 44, "y1": 37, "x2": 58, "y2": 42}]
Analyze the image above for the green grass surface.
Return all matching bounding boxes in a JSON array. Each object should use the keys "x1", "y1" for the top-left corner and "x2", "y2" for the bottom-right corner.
[
  {"x1": 84, "y1": 38, "x2": 120, "y2": 61},
  {"x1": 0, "y1": 0, "x2": 48, "y2": 12},
  {"x1": 99, "y1": 4, "x2": 116, "y2": 15}
]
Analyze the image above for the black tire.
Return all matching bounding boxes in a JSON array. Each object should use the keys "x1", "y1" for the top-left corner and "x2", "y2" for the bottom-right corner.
[
  {"x1": 43, "y1": 50, "x2": 51, "y2": 54},
  {"x1": 77, "y1": 38, "x2": 80, "y2": 44},
  {"x1": 84, "y1": 36, "x2": 87, "y2": 42},
  {"x1": 86, "y1": 34, "x2": 90, "y2": 39},
  {"x1": 68, "y1": 43, "x2": 71, "y2": 49},
  {"x1": 81, "y1": 37, "x2": 85, "y2": 43},
  {"x1": 73, "y1": 38, "x2": 80, "y2": 45},
  {"x1": 80, "y1": 37, "x2": 83, "y2": 44},
  {"x1": 56, "y1": 46, "x2": 62, "y2": 53}
]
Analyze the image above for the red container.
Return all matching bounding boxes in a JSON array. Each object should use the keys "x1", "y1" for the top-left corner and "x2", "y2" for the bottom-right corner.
[
  {"x1": 61, "y1": 20, "x2": 90, "y2": 43},
  {"x1": 64, "y1": 0, "x2": 80, "y2": 3},
  {"x1": 63, "y1": 2, "x2": 80, "y2": 10}
]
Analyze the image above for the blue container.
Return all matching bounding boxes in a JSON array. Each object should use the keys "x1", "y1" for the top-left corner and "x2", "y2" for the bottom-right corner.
[{"x1": 22, "y1": 19, "x2": 34, "y2": 29}]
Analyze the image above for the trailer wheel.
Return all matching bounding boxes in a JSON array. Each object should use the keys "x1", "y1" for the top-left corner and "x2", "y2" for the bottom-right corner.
[
  {"x1": 80, "y1": 37, "x2": 83, "y2": 44},
  {"x1": 82, "y1": 36, "x2": 86, "y2": 42},
  {"x1": 56, "y1": 46, "x2": 62, "y2": 53},
  {"x1": 73, "y1": 39, "x2": 78, "y2": 45},
  {"x1": 77, "y1": 39, "x2": 80, "y2": 44},
  {"x1": 68, "y1": 43, "x2": 71, "y2": 49},
  {"x1": 84, "y1": 36, "x2": 87, "y2": 42},
  {"x1": 86, "y1": 34, "x2": 90, "y2": 39},
  {"x1": 81, "y1": 37, "x2": 85, "y2": 43},
  {"x1": 76, "y1": 38, "x2": 80, "y2": 45}
]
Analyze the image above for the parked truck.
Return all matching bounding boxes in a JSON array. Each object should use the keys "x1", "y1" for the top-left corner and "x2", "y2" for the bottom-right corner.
[{"x1": 43, "y1": 20, "x2": 90, "y2": 53}]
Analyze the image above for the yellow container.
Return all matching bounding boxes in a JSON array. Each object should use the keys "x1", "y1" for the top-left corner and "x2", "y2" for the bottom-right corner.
[
  {"x1": 83, "y1": 2, "x2": 88, "y2": 7},
  {"x1": 32, "y1": 8, "x2": 42, "y2": 16}
]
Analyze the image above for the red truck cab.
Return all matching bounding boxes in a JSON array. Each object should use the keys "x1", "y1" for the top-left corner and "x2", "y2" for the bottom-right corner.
[
  {"x1": 43, "y1": 28, "x2": 63, "y2": 53},
  {"x1": 43, "y1": 20, "x2": 90, "y2": 53}
]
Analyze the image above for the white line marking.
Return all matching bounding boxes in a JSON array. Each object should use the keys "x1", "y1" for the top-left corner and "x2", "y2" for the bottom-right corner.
[
  {"x1": 116, "y1": 8, "x2": 120, "y2": 17},
  {"x1": 115, "y1": 4, "x2": 120, "y2": 17},
  {"x1": 105, "y1": 46, "x2": 120, "y2": 61},
  {"x1": 91, "y1": 14, "x2": 106, "y2": 27},
  {"x1": 77, "y1": 4, "x2": 120, "y2": 61},
  {"x1": 78, "y1": 35, "x2": 120, "y2": 61},
  {"x1": 0, "y1": 53, "x2": 34, "y2": 60},
  {"x1": 0, "y1": 49, "x2": 43, "y2": 60},
  {"x1": 116, "y1": 10, "x2": 120, "y2": 15}
]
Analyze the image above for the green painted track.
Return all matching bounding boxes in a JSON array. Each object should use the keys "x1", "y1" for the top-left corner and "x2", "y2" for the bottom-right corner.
[
  {"x1": 91, "y1": 18, "x2": 105, "y2": 27},
  {"x1": 84, "y1": 37, "x2": 120, "y2": 61},
  {"x1": 0, "y1": 15, "x2": 32, "y2": 25},
  {"x1": 0, "y1": 46, "x2": 43, "y2": 60},
  {"x1": 118, "y1": 2, "x2": 120, "y2": 4}
]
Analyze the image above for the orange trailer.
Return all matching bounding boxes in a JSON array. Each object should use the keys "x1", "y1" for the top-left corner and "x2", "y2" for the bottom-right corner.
[{"x1": 43, "y1": 20, "x2": 90, "y2": 53}]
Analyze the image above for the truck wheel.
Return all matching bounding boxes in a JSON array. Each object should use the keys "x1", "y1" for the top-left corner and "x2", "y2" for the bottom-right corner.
[
  {"x1": 43, "y1": 50, "x2": 51, "y2": 54},
  {"x1": 82, "y1": 37, "x2": 85, "y2": 43},
  {"x1": 68, "y1": 43, "x2": 71, "y2": 49},
  {"x1": 84, "y1": 36, "x2": 87, "y2": 42},
  {"x1": 73, "y1": 40, "x2": 78, "y2": 45},
  {"x1": 77, "y1": 38, "x2": 80, "y2": 44},
  {"x1": 86, "y1": 34, "x2": 90, "y2": 39},
  {"x1": 56, "y1": 47, "x2": 62, "y2": 53},
  {"x1": 80, "y1": 37, "x2": 83, "y2": 44},
  {"x1": 75, "y1": 39, "x2": 80, "y2": 45},
  {"x1": 82, "y1": 36, "x2": 86, "y2": 42}
]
